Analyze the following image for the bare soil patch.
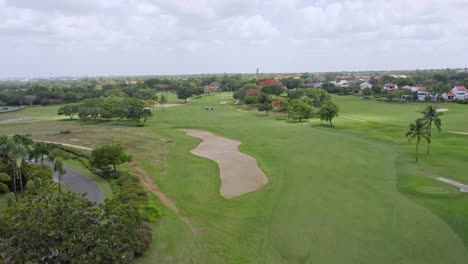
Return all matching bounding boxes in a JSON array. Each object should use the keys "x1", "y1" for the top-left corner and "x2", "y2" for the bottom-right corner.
[
  {"x1": 219, "y1": 101, "x2": 229, "y2": 105},
  {"x1": 34, "y1": 140, "x2": 93, "y2": 151},
  {"x1": 129, "y1": 162, "x2": 197, "y2": 233},
  {"x1": 184, "y1": 130, "x2": 268, "y2": 199}
]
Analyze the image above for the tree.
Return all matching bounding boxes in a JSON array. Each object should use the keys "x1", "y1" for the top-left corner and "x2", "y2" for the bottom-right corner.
[
  {"x1": 405, "y1": 119, "x2": 431, "y2": 162},
  {"x1": 91, "y1": 144, "x2": 132, "y2": 174},
  {"x1": 281, "y1": 78, "x2": 301, "y2": 90},
  {"x1": 53, "y1": 159, "x2": 65, "y2": 197},
  {"x1": 58, "y1": 104, "x2": 79, "y2": 120},
  {"x1": 262, "y1": 85, "x2": 284, "y2": 97},
  {"x1": 258, "y1": 102, "x2": 273, "y2": 116},
  {"x1": 158, "y1": 94, "x2": 168, "y2": 110},
  {"x1": 30, "y1": 143, "x2": 50, "y2": 165},
  {"x1": 0, "y1": 192, "x2": 147, "y2": 263},
  {"x1": 0, "y1": 172, "x2": 10, "y2": 193},
  {"x1": 421, "y1": 105, "x2": 442, "y2": 154},
  {"x1": 233, "y1": 89, "x2": 247, "y2": 101},
  {"x1": 23, "y1": 95, "x2": 36, "y2": 105},
  {"x1": 257, "y1": 93, "x2": 271, "y2": 104},
  {"x1": 7, "y1": 141, "x2": 29, "y2": 200},
  {"x1": 318, "y1": 102, "x2": 340, "y2": 126},
  {"x1": 288, "y1": 99, "x2": 313, "y2": 121},
  {"x1": 305, "y1": 89, "x2": 331, "y2": 109},
  {"x1": 176, "y1": 83, "x2": 194, "y2": 102}
]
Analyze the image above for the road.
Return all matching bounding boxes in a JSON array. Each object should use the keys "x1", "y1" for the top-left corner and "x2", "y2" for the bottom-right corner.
[{"x1": 31, "y1": 161, "x2": 104, "y2": 203}]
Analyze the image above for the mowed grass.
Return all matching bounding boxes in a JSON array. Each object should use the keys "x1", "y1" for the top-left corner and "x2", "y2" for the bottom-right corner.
[{"x1": 1, "y1": 94, "x2": 468, "y2": 263}]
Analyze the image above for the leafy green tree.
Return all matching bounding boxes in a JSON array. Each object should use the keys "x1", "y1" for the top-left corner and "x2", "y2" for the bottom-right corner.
[
  {"x1": 305, "y1": 89, "x2": 331, "y2": 108},
  {"x1": 0, "y1": 192, "x2": 147, "y2": 263},
  {"x1": 193, "y1": 87, "x2": 205, "y2": 97},
  {"x1": 244, "y1": 96, "x2": 258, "y2": 105},
  {"x1": 288, "y1": 99, "x2": 313, "y2": 121},
  {"x1": 318, "y1": 102, "x2": 340, "y2": 126},
  {"x1": 0, "y1": 172, "x2": 10, "y2": 193},
  {"x1": 405, "y1": 119, "x2": 431, "y2": 162},
  {"x1": 58, "y1": 104, "x2": 79, "y2": 120},
  {"x1": 176, "y1": 83, "x2": 194, "y2": 102},
  {"x1": 281, "y1": 78, "x2": 301, "y2": 90},
  {"x1": 257, "y1": 93, "x2": 271, "y2": 104},
  {"x1": 421, "y1": 105, "x2": 442, "y2": 154},
  {"x1": 233, "y1": 89, "x2": 247, "y2": 101},
  {"x1": 91, "y1": 144, "x2": 132, "y2": 173},
  {"x1": 262, "y1": 85, "x2": 284, "y2": 97},
  {"x1": 258, "y1": 102, "x2": 273, "y2": 116}
]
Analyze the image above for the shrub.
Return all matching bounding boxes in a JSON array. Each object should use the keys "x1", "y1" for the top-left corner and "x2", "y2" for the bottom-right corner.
[
  {"x1": 59, "y1": 129, "x2": 71, "y2": 134},
  {"x1": 244, "y1": 96, "x2": 258, "y2": 105}
]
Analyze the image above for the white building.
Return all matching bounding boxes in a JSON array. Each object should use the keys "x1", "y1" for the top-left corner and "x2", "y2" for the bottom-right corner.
[
  {"x1": 383, "y1": 83, "x2": 398, "y2": 91},
  {"x1": 451, "y1": 86, "x2": 468, "y2": 100},
  {"x1": 360, "y1": 82, "x2": 373, "y2": 89}
]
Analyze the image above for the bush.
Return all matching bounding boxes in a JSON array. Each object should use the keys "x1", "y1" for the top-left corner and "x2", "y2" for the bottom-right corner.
[
  {"x1": 244, "y1": 96, "x2": 258, "y2": 105},
  {"x1": 59, "y1": 129, "x2": 71, "y2": 134}
]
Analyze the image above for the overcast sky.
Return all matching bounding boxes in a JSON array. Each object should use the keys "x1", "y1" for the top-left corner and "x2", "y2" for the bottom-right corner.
[{"x1": 1, "y1": 0, "x2": 467, "y2": 77}]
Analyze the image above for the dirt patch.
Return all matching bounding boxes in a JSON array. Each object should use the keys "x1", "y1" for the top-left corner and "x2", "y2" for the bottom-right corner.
[
  {"x1": 129, "y1": 162, "x2": 196, "y2": 234},
  {"x1": 219, "y1": 101, "x2": 229, "y2": 105},
  {"x1": 69, "y1": 138, "x2": 80, "y2": 142},
  {"x1": 33, "y1": 140, "x2": 93, "y2": 151},
  {"x1": 154, "y1": 103, "x2": 188, "y2": 108},
  {"x1": 436, "y1": 108, "x2": 448, "y2": 112},
  {"x1": 184, "y1": 130, "x2": 268, "y2": 199},
  {"x1": 0, "y1": 117, "x2": 31, "y2": 124}
]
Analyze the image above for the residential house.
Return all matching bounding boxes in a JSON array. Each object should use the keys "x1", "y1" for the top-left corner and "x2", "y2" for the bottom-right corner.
[
  {"x1": 383, "y1": 83, "x2": 398, "y2": 91},
  {"x1": 442, "y1": 92, "x2": 456, "y2": 101},
  {"x1": 359, "y1": 82, "x2": 373, "y2": 89},
  {"x1": 450, "y1": 86, "x2": 468, "y2": 100}
]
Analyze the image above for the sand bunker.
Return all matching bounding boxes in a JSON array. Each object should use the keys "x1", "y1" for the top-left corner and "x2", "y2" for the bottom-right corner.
[
  {"x1": 450, "y1": 131, "x2": 468, "y2": 135},
  {"x1": 219, "y1": 101, "x2": 229, "y2": 105},
  {"x1": 436, "y1": 177, "x2": 468, "y2": 193},
  {"x1": 436, "y1": 108, "x2": 448, "y2": 112},
  {"x1": 184, "y1": 130, "x2": 268, "y2": 199}
]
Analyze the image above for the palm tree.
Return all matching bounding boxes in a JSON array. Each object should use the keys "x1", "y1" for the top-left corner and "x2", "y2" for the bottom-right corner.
[
  {"x1": 159, "y1": 94, "x2": 168, "y2": 111},
  {"x1": 7, "y1": 142, "x2": 29, "y2": 199},
  {"x1": 405, "y1": 119, "x2": 431, "y2": 162},
  {"x1": 30, "y1": 143, "x2": 50, "y2": 165},
  {"x1": 54, "y1": 159, "x2": 66, "y2": 197},
  {"x1": 421, "y1": 105, "x2": 442, "y2": 154}
]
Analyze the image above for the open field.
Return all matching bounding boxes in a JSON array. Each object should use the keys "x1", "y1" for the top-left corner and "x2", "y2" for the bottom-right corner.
[{"x1": 1, "y1": 93, "x2": 468, "y2": 263}]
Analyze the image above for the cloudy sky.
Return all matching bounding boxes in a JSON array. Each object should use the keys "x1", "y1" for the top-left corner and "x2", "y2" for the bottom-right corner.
[{"x1": 1, "y1": 0, "x2": 467, "y2": 77}]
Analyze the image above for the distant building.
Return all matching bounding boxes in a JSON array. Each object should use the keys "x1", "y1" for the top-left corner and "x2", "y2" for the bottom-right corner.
[
  {"x1": 442, "y1": 92, "x2": 456, "y2": 101},
  {"x1": 383, "y1": 83, "x2": 398, "y2": 91},
  {"x1": 359, "y1": 82, "x2": 373, "y2": 89},
  {"x1": 450, "y1": 86, "x2": 468, "y2": 100}
]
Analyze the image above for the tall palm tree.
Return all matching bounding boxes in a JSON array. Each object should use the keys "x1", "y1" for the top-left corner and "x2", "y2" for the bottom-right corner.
[
  {"x1": 405, "y1": 119, "x2": 431, "y2": 162},
  {"x1": 421, "y1": 105, "x2": 442, "y2": 154},
  {"x1": 7, "y1": 141, "x2": 29, "y2": 200},
  {"x1": 30, "y1": 143, "x2": 51, "y2": 165},
  {"x1": 54, "y1": 159, "x2": 66, "y2": 198}
]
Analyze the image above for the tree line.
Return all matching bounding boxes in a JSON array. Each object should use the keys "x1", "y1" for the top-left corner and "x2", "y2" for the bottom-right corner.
[{"x1": 58, "y1": 96, "x2": 153, "y2": 125}]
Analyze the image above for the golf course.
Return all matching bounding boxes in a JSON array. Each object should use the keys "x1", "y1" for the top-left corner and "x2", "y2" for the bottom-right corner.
[{"x1": 1, "y1": 93, "x2": 468, "y2": 263}]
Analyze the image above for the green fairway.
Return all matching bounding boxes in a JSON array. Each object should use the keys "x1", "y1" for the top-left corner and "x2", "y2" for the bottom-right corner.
[{"x1": 2, "y1": 94, "x2": 468, "y2": 263}]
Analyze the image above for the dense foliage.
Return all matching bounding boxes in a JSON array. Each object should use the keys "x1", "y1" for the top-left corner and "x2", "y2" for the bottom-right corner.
[{"x1": 0, "y1": 193, "x2": 146, "y2": 263}]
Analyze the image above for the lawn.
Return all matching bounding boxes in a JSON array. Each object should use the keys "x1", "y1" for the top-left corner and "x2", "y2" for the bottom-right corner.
[{"x1": 2, "y1": 94, "x2": 468, "y2": 263}]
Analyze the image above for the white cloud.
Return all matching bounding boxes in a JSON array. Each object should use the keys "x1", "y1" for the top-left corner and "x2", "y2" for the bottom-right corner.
[{"x1": 0, "y1": 0, "x2": 467, "y2": 77}]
